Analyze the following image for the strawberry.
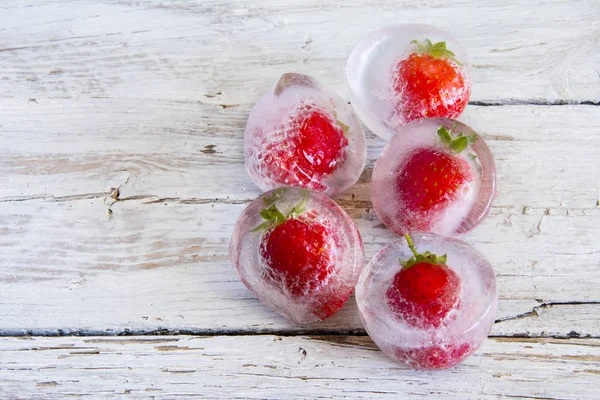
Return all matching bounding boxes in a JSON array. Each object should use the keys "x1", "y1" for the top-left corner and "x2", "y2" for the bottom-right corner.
[
  {"x1": 391, "y1": 39, "x2": 470, "y2": 124},
  {"x1": 263, "y1": 105, "x2": 349, "y2": 191},
  {"x1": 253, "y1": 192, "x2": 345, "y2": 319},
  {"x1": 394, "y1": 125, "x2": 475, "y2": 232},
  {"x1": 395, "y1": 342, "x2": 473, "y2": 370},
  {"x1": 386, "y1": 234, "x2": 461, "y2": 329},
  {"x1": 260, "y1": 217, "x2": 334, "y2": 296}
]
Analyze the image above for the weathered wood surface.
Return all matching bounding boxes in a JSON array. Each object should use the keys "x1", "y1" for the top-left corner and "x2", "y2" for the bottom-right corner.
[
  {"x1": 1, "y1": 335, "x2": 600, "y2": 399},
  {"x1": 1, "y1": 197, "x2": 600, "y2": 337},
  {"x1": 1, "y1": 0, "x2": 599, "y2": 104},
  {"x1": 1, "y1": 0, "x2": 600, "y2": 397},
  {"x1": 1, "y1": 102, "x2": 599, "y2": 336},
  {"x1": 2, "y1": 100, "x2": 599, "y2": 207}
]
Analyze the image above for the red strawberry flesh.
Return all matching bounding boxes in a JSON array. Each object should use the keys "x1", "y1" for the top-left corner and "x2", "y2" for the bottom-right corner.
[
  {"x1": 260, "y1": 217, "x2": 335, "y2": 297},
  {"x1": 263, "y1": 106, "x2": 348, "y2": 190},
  {"x1": 386, "y1": 234, "x2": 461, "y2": 329},
  {"x1": 393, "y1": 146, "x2": 472, "y2": 232},
  {"x1": 387, "y1": 261, "x2": 461, "y2": 328}
]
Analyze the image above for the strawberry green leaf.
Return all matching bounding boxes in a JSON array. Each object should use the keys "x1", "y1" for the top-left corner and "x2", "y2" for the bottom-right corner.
[
  {"x1": 251, "y1": 220, "x2": 276, "y2": 232},
  {"x1": 263, "y1": 187, "x2": 288, "y2": 206},
  {"x1": 437, "y1": 125, "x2": 475, "y2": 154},
  {"x1": 287, "y1": 196, "x2": 307, "y2": 219},
  {"x1": 411, "y1": 39, "x2": 461, "y2": 65},
  {"x1": 252, "y1": 191, "x2": 309, "y2": 233},
  {"x1": 261, "y1": 205, "x2": 286, "y2": 223},
  {"x1": 400, "y1": 234, "x2": 448, "y2": 269},
  {"x1": 449, "y1": 136, "x2": 469, "y2": 153},
  {"x1": 437, "y1": 126, "x2": 452, "y2": 146},
  {"x1": 251, "y1": 204, "x2": 287, "y2": 232}
]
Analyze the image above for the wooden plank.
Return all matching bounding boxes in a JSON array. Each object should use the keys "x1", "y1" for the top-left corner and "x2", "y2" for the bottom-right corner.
[
  {"x1": 1, "y1": 196, "x2": 598, "y2": 336},
  {"x1": 1, "y1": 101, "x2": 599, "y2": 336},
  {"x1": 2, "y1": 100, "x2": 599, "y2": 209},
  {"x1": 0, "y1": 1, "x2": 598, "y2": 104},
  {"x1": 1, "y1": 0, "x2": 599, "y2": 338},
  {"x1": 1, "y1": 335, "x2": 599, "y2": 399},
  {"x1": 1, "y1": 1, "x2": 598, "y2": 396}
]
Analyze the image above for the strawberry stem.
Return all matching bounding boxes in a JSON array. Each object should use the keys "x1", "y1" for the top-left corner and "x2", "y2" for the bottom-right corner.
[
  {"x1": 400, "y1": 234, "x2": 448, "y2": 269},
  {"x1": 406, "y1": 234, "x2": 419, "y2": 258}
]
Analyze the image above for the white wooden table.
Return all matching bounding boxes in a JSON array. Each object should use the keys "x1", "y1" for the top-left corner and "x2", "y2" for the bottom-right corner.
[{"x1": 1, "y1": 1, "x2": 599, "y2": 398}]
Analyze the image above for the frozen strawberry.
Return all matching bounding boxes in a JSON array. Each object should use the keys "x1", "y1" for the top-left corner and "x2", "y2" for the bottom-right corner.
[
  {"x1": 386, "y1": 234, "x2": 461, "y2": 329},
  {"x1": 372, "y1": 119, "x2": 496, "y2": 237},
  {"x1": 355, "y1": 232, "x2": 498, "y2": 370},
  {"x1": 347, "y1": 25, "x2": 472, "y2": 139},
  {"x1": 259, "y1": 208, "x2": 335, "y2": 297},
  {"x1": 395, "y1": 126, "x2": 474, "y2": 232},
  {"x1": 373, "y1": 121, "x2": 483, "y2": 236},
  {"x1": 392, "y1": 39, "x2": 470, "y2": 123},
  {"x1": 230, "y1": 187, "x2": 364, "y2": 323},
  {"x1": 262, "y1": 106, "x2": 349, "y2": 191},
  {"x1": 256, "y1": 198, "x2": 353, "y2": 319},
  {"x1": 244, "y1": 73, "x2": 366, "y2": 196}
]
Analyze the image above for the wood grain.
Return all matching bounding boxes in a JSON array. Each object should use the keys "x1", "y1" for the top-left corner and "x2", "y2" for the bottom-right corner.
[
  {"x1": 1, "y1": 193, "x2": 599, "y2": 336},
  {"x1": 0, "y1": 0, "x2": 599, "y2": 104},
  {"x1": 1, "y1": 1, "x2": 600, "y2": 395},
  {"x1": 1, "y1": 335, "x2": 599, "y2": 399},
  {"x1": 2, "y1": 99, "x2": 599, "y2": 207},
  {"x1": 1, "y1": 99, "x2": 599, "y2": 337}
]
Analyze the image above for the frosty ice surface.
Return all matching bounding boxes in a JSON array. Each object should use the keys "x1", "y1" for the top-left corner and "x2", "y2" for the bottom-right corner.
[
  {"x1": 230, "y1": 187, "x2": 364, "y2": 323},
  {"x1": 371, "y1": 118, "x2": 496, "y2": 237},
  {"x1": 347, "y1": 24, "x2": 471, "y2": 140},
  {"x1": 245, "y1": 73, "x2": 366, "y2": 196},
  {"x1": 355, "y1": 233, "x2": 497, "y2": 370}
]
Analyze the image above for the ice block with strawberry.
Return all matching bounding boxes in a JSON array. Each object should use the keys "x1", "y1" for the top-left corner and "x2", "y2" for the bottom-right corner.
[
  {"x1": 372, "y1": 118, "x2": 496, "y2": 237},
  {"x1": 230, "y1": 187, "x2": 364, "y2": 323},
  {"x1": 347, "y1": 24, "x2": 471, "y2": 140},
  {"x1": 356, "y1": 233, "x2": 497, "y2": 370},
  {"x1": 244, "y1": 73, "x2": 366, "y2": 196}
]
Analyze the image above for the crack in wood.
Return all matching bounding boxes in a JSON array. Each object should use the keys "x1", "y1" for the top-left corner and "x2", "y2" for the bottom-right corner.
[
  {"x1": 503, "y1": 395, "x2": 568, "y2": 400},
  {"x1": 2, "y1": 193, "x2": 599, "y2": 219},
  {"x1": 0, "y1": 192, "x2": 110, "y2": 203},
  {"x1": 495, "y1": 301, "x2": 600, "y2": 325},
  {"x1": 142, "y1": 197, "x2": 251, "y2": 205},
  {"x1": 2, "y1": 325, "x2": 599, "y2": 339},
  {"x1": 469, "y1": 99, "x2": 600, "y2": 106}
]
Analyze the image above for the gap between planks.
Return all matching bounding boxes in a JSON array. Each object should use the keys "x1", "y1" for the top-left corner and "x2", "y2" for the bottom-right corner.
[{"x1": 3, "y1": 300, "x2": 600, "y2": 340}]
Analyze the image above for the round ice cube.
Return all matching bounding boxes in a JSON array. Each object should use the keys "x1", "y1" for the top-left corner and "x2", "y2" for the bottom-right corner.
[
  {"x1": 230, "y1": 187, "x2": 364, "y2": 323},
  {"x1": 244, "y1": 73, "x2": 367, "y2": 196},
  {"x1": 356, "y1": 233, "x2": 497, "y2": 370},
  {"x1": 372, "y1": 118, "x2": 496, "y2": 237},
  {"x1": 347, "y1": 24, "x2": 471, "y2": 140}
]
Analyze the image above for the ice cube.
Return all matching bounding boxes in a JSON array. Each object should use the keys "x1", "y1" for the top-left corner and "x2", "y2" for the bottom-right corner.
[
  {"x1": 230, "y1": 187, "x2": 364, "y2": 323},
  {"x1": 371, "y1": 118, "x2": 496, "y2": 237},
  {"x1": 355, "y1": 233, "x2": 497, "y2": 370},
  {"x1": 245, "y1": 73, "x2": 367, "y2": 196},
  {"x1": 347, "y1": 24, "x2": 471, "y2": 140}
]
